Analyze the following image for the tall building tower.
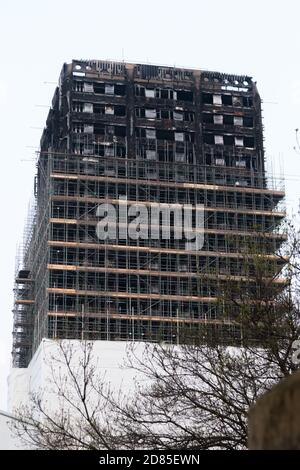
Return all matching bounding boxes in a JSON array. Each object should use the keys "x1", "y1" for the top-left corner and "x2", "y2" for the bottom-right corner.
[{"x1": 12, "y1": 60, "x2": 285, "y2": 368}]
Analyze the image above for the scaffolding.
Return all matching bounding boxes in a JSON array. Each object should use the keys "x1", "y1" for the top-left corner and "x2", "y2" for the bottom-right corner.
[
  {"x1": 12, "y1": 199, "x2": 36, "y2": 367},
  {"x1": 12, "y1": 60, "x2": 286, "y2": 367}
]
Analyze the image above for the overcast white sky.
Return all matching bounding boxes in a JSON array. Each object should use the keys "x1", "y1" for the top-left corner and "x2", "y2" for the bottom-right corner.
[{"x1": 1, "y1": 0, "x2": 300, "y2": 410}]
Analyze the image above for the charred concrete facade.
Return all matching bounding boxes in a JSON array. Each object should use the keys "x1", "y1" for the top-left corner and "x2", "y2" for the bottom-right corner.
[{"x1": 12, "y1": 60, "x2": 285, "y2": 367}]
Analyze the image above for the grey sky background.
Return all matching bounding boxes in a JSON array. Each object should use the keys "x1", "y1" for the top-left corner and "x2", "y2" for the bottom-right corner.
[{"x1": 1, "y1": 0, "x2": 300, "y2": 410}]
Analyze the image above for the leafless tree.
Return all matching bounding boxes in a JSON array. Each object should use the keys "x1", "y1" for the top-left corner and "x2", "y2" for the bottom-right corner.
[
  {"x1": 10, "y1": 341, "x2": 124, "y2": 450},
  {"x1": 10, "y1": 225, "x2": 300, "y2": 450}
]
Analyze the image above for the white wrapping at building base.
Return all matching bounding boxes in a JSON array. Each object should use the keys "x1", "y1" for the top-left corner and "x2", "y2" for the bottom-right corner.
[
  {"x1": 5, "y1": 339, "x2": 147, "y2": 449},
  {"x1": 0, "y1": 412, "x2": 20, "y2": 450}
]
